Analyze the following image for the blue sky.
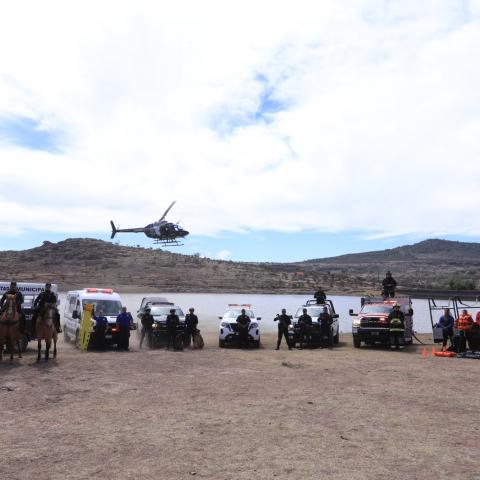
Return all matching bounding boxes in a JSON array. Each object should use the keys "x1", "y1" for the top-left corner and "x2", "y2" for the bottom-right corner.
[{"x1": 1, "y1": 1, "x2": 480, "y2": 261}]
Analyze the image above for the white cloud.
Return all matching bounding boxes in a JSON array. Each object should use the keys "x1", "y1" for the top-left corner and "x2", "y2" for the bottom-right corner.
[
  {"x1": 217, "y1": 250, "x2": 232, "y2": 260},
  {"x1": 0, "y1": 0, "x2": 480, "y2": 240}
]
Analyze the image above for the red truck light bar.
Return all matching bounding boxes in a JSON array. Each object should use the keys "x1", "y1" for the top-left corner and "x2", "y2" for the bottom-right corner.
[{"x1": 85, "y1": 288, "x2": 113, "y2": 294}]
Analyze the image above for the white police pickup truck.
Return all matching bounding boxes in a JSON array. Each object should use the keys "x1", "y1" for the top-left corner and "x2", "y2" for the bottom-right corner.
[{"x1": 218, "y1": 304, "x2": 261, "y2": 348}]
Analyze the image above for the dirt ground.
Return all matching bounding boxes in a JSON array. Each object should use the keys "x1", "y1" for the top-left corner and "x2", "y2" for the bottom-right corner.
[{"x1": 1, "y1": 331, "x2": 479, "y2": 480}]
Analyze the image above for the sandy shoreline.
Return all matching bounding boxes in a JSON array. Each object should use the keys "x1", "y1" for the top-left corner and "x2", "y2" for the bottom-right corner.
[{"x1": 1, "y1": 332, "x2": 479, "y2": 480}]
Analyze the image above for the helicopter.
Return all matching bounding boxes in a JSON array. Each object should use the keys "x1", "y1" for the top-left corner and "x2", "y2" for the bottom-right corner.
[{"x1": 110, "y1": 201, "x2": 189, "y2": 246}]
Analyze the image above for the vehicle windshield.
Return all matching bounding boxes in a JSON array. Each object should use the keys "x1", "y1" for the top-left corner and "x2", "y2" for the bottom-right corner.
[
  {"x1": 295, "y1": 307, "x2": 329, "y2": 317},
  {"x1": 82, "y1": 300, "x2": 122, "y2": 316},
  {"x1": 224, "y1": 310, "x2": 255, "y2": 319},
  {"x1": 22, "y1": 294, "x2": 36, "y2": 305},
  {"x1": 360, "y1": 305, "x2": 392, "y2": 314},
  {"x1": 149, "y1": 306, "x2": 184, "y2": 317}
]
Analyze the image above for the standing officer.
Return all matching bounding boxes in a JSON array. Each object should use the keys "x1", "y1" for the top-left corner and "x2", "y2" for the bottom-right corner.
[
  {"x1": 93, "y1": 308, "x2": 108, "y2": 350},
  {"x1": 139, "y1": 307, "x2": 154, "y2": 349},
  {"x1": 116, "y1": 306, "x2": 132, "y2": 351},
  {"x1": 32, "y1": 282, "x2": 60, "y2": 336},
  {"x1": 166, "y1": 308, "x2": 180, "y2": 349},
  {"x1": 236, "y1": 308, "x2": 251, "y2": 348},
  {"x1": 382, "y1": 271, "x2": 397, "y2": 298},
  {"x1": 319, "y1": 306, "x2": 333, "y2": 348},
  {"x1": 185, "y1": 307, "x2": 199, "y2": 346},
  {"x1": 314, "y1": 288, "x2": 327, "y2": 304},
  {"x1": 297, "y1": 308, "x2": 312, "y2": 349},
  {"x1": 0, "y1": 280, "x2": 25, "y2": 333},
  {"x1": 388, "y1": 303, "x2": 405, "y2": 349},
  {"x1": 274, "y1": 309, "x2": 292, "y2": 350}
]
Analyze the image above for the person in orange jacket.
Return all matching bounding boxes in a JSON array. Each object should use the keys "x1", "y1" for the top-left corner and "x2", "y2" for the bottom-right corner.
[{"x1": 455, "y1": 309, "x2": 474, "y2": 352}]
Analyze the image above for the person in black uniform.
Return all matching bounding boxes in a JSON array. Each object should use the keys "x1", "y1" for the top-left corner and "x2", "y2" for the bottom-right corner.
[
  {"x1": 166, "y1": 308, "x2": 179, "y2": 349},
  {"x1": 139, "y1": 307, "x2": 154, "y2": 349},
  {"x1": 382, "y1": 271, "x2": 397, "y2": 298},
  {"x1": 0, "y1": 281, "x2": 25, "y2": 333},
  {"x1": 297, "y1": 308, "x2": 312, "y2": 349},
  {"x1": 93, "y1": 308, "x2": 109, "y2": 351},
  {"x1": 185, "y1": 307, "x2": 199, "y2": 346},
  {"x1": 318, "y1": 306, "x2": 333, "y2": 348},
  {"x1": 32, "y1": 282, "x2": 60, "y2": 336},
  {"x1": 314, "y1": 288, "x2": 327, "y2": 304},
  {"x1": 236, "y1": 308, "x2": 251, "y2": 348},
  {"x1": 274, "y1": 308, "x2": 292, "y2": 350}
]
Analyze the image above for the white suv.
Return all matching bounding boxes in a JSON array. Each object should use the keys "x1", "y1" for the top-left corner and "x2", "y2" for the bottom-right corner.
[{"x1": 218, "y1": 304, "x2": 261, "y2": 348}]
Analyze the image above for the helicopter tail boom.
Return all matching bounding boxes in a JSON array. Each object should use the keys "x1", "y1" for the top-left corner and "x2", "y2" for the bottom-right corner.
[{"x1": 110, "y1": 221, "x2": 117, "y2": 239}]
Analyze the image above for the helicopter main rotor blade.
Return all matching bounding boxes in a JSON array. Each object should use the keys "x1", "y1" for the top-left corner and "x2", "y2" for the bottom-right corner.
[{"x1": 159, "y1": 200, "x2": 176, "y2": 222}]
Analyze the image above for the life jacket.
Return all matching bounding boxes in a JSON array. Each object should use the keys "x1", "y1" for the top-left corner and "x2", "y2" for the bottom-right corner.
[
  {"x1": 433, "y1": 350, "x2": 456, "y2": 358},
  {"x1": 455, "y1": 314, "x2": 474, "y2": 331},
  {"x1": 389, "y1": 318, "x2": 405, "y2": 333}
]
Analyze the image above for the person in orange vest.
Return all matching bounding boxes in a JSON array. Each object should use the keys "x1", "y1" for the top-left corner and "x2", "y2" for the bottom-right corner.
[{"x1": 455, "y1": 309, "x2": 474, "y2": 352}]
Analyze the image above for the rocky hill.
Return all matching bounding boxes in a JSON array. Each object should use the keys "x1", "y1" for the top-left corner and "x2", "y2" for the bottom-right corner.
[{"x1": 0, "y1": 238, "x2": 479, "y2": 294}]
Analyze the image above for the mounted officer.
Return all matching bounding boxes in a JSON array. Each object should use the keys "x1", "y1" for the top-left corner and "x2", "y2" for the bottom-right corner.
[
  {"x1": 0, "y1": 281, "x2": 25, "y2": 332},
  {"x1": 32, "y1": 282, "x2": 61, "y2": 336}
]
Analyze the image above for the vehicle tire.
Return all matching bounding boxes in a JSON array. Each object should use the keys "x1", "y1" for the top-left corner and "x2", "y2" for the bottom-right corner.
[
  {"x1": 253, "y1": 339, "x2": 261, "y2": 348},
  {"x1": 219, "y1": 339, "x2": 225, "y2": 348},
  {"x1": 333, "y1": 331, "x2": 339, "y2": 345},
  {"x1": 353, "y1": 336, "x2": 361, "y2": 348}
]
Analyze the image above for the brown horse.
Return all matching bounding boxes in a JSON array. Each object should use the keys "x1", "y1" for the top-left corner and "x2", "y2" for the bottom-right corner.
[
  {"x1": 0, "y1": 294, "x2": 22, "y2": 362},
  {"x1": 36, "y1": 303, "x2": 58, "y2": 361}
]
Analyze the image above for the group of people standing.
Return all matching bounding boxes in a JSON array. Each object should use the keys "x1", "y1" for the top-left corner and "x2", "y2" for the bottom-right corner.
[
  {"x1": 138, "y1": 307, "x2": 199, "y2": 350},
  {"x1": 435, "y1": 308, "x2": 480, "y2": 352}
]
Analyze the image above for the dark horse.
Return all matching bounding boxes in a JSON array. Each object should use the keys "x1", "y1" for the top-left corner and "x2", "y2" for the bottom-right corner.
[
  {"x1": 0, "y1": 294, "x2": 22, "y2": 362},
  {"x1": 36, "y1": 303, "x2": 58, "y2": 361}
]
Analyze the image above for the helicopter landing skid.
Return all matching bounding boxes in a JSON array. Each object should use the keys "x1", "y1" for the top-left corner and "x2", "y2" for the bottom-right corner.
[{"x1": 154, "y1": 239, "x2": 184, "y2": 247}]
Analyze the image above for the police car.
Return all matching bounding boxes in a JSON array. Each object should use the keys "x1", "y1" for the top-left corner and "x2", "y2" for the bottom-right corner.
[
  {"x1": 289, "y1": 299, "x2": 340, "y2": 347},
  {"x1": 63, "y1": 288, "x2": 133, "y2": 348},
  {"x1": 218, "y1": 304, "x2": 261, "y2": 348},
  {"x1": 137, "y1": 299, "x2": 186, "y2": 348},
  {"x1": 0, "y1": 281, "x2": 59, "y2": 352}
]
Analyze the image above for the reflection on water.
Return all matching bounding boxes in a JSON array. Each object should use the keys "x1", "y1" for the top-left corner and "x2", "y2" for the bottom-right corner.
[{"x1": 59, "y1": 292, "x2": 437, "y2": 334}]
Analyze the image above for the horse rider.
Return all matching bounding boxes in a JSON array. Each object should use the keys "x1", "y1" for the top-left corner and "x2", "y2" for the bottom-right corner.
[
  {"x1": 185, "y1": 307, "x2": 199, "y2": 345},
  {"x1": 314, "y1": 288, "x2": 327, "y2": 304},
  {"x1": 236, "y1": 308, "x2": 251, "y2": 348},
  {"x1": 319, "y1": 306, "x2": 333, "y2": 348},
  {"x1": 0, "y1": 280, "x2": 25, "y2": 332},
  {"x1": 32, "y1": 282, "x2": 61, "y2": 336},
  {"x1": 297, "y1": 308, "x2": 313, "y2": 349},
  {"x1": 274, "y1": 308, "x2": 292, "y2": 350},
  {"x1": 166, "y1": 308, "x2": 180, "y2": 349},
  {"x1": 139, "y1": 306, "x2": 154, "y2": 349},
  {"x1": 388, "y1": 303, "x2": 405, "y2": 349},
  {"x1": 382, "y1": 271, "x2": 397, "y2": 298}
]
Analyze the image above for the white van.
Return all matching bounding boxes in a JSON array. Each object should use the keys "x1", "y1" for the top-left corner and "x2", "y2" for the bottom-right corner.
[{"x1": 63, "y1": 288, "x2": 131, "y2": 347}]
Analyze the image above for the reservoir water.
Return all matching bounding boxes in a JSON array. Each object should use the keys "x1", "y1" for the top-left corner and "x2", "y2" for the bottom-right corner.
[{"x1": 59, "y1": 292, "x2": 440, "y2": 334}]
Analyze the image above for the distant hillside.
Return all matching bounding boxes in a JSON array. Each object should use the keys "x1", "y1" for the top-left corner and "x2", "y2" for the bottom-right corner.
[{"x1": 0, "y1": 238, "x2": 479, "y2": 294}]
